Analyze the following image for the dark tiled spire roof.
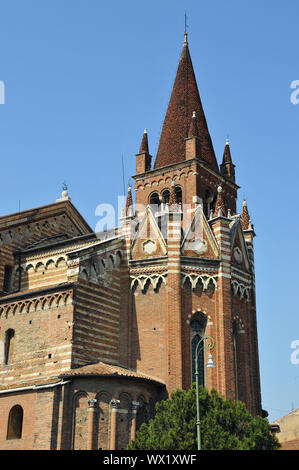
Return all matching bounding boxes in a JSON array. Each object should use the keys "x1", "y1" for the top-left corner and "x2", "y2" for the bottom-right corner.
[
  {"x1": 222, "y1": 138, "x2": 232, "y2": 164},
  {"x1": 139, "y1": 129, "x2": 149, "y2": 154},
  {"x1": 214, "y1": 186, "x2": 226, "y2": 217},
  {"x1": 125, "y1": 186, "x2": 133, "y2": 217},
  {"x1": 154, "y1": 33, "x2": 218, "y2": 172},
  {"x1": 241, "y1": 200, "x2": 250, "y2": 230},
  {"x1": 220, "y1": 138, "x2": 235, "y2": 183}
]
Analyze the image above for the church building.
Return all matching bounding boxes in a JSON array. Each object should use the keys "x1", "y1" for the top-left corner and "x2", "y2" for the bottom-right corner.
[{"x1": 0, "y1": 33, "x2": 262, "y2": 450}]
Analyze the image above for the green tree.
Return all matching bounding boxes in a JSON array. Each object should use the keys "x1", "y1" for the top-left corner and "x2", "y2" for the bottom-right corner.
[{"x1": 127, "y1": 386, "x2": 280, "y2": 450}]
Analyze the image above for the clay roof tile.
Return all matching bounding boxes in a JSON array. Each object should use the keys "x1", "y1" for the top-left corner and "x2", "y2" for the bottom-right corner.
[{"x1": 154, "y1": 34, "x2": 218, "y2": 172}]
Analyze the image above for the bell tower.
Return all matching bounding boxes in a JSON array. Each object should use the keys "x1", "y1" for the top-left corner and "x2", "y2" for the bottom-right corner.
[{"x1": 126, "y1": 32, "x2": 262, "y2": 416}]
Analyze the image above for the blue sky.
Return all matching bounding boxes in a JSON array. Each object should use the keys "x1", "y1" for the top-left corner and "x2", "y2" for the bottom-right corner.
[{"x1": 0, "y1": 0, "x2": 298, "y2": 423}]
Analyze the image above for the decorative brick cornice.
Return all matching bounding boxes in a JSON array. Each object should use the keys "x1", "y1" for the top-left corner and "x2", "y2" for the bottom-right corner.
[
  {"x1": 0, "y1": 285, "x2": 74, "y2": 317},
  {"x1": 130, "y1": 273, "x2": 167, "y2": 292},
  {"x1": 231, "y1": 280, "x2": 250, "y2": 301},
  {"x1": 181, "y1": 273, "x2": 218, "y2": 290}
]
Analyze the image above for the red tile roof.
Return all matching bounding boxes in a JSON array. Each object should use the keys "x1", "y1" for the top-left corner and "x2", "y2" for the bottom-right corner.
[
  {"x1": 280, "y1": 438, "x2": 299, "y2": 450},
  {"x1": 60, "y1": 361, "x2": 165, "y2": 386}
]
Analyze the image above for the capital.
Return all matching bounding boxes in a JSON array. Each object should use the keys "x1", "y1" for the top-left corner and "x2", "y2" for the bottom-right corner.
[
  {"x1": 131, "y1": 401, "x2": 140, "y2": 412},
  {"x1": 110, "y1": 399, "x2": 120, "y2": 409},
  {"x1": 88, "y1": 398, "x2": 97, "y2": 409}
]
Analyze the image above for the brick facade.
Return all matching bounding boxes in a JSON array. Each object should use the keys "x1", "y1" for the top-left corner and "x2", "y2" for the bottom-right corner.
[{"x1": 0, "y1": 33, "x2": 262, "y2": 449}]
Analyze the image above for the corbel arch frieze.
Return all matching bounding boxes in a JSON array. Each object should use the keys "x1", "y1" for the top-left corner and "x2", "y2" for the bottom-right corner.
[
  {"x1": 181, "y1": 273, "x2": 218, "y2": 291},
  {"x1": 78, "y1": 251, "x2": 123, "y2": 285},
  {"x1": 130, "y1": 273, "x2": 167, "y2": 293},
  {"x1": 0, "y1": 290, "x2": 73, "y2": 318},
  {"x1": 231, "y1": 280, "x2": 250, "y2": 301}
]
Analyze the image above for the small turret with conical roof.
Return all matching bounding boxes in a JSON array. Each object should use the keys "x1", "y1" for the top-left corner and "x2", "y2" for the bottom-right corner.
[
  {"x1": 125, "y1": 185, "x2": 134, "y2": 218},
  {"x1": 168, "y1": 181, "x2": 180, "y2": 212},
  {"x1": 241, "y1": 199, "x2": 251, "y2": 231},
  {"x1": 139, "y1": 128, "x2": 149, "y2": 154},
  {"x1": 214, "y1": 185, "x2": 227, "y2": 218},
  {"x1": 136, "y1": 129, "x2": 152, "y2": 174},
  {"x1": 220, "y1": 138, "x2": 235, "y2": 183}
]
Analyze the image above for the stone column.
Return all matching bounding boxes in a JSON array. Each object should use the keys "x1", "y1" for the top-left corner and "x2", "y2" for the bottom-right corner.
[
  {"x1": 130, "y1": 401, "x2": 139, "y2": 441},
  {"x1": 110, "y1": 399, "x2": 120, "y2": 450},
  {"x1": 87, "y1": 398, "x2": 97, "y2": 450}
]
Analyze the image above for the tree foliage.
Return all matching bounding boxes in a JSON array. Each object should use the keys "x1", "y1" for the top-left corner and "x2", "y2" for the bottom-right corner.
[{"x1": 127, "y1": 386, "x2": 280, "y2": 450}]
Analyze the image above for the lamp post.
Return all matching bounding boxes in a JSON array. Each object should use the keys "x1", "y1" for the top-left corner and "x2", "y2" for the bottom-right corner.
[{"x1": 195, "y1": 335, "x2": 216, "y2": 450}]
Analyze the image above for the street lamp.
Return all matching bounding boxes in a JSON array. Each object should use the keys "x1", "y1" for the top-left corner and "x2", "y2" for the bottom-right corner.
[{"x1": 195, "y1": 336, "x2": 216, "y2": 450}]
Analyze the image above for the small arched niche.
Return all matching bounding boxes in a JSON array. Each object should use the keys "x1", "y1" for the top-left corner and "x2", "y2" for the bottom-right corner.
[{"x1": 7, "y1": 405, "x2": 23, "y2": 440}]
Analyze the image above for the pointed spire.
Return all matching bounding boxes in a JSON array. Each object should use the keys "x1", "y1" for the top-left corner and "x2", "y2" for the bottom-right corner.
[
  {"x1": 125, "y1": 185, "x2": 133, "y2": 217},
  {"x1": 136, "y1": 129, "x2": 152, "y2": 174},
  {"x1": 139, "y1": 129, "x2": 149, "y2": 154},
  {"x1": 220, "y1": 138, "x2": 235, "y2": 183},
  {"x1": 214, "y1": 185, "x2": 226, "y2": 218},
  {"x1": 222, "y1": 138, "x2": 232, "y2": 164},
  {"x1": 154, "y1": 35, "x2": 218, "y2": 172},
  {"x1": 241, "y1": 200, "x2": 250, "y2": 230},
  {"x1": 168, "y1": 182, "x2": 179, "y2": 211}
]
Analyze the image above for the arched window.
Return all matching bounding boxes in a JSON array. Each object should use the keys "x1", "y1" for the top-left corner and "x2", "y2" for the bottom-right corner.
[
  {"x1": 3, "y1": 265, "x2": 13, "y2": 293},
  {"x1": 149, "y1": 192, "x2": 161, "y2": 213},
  {"x1": 162, "y1": 189, "x2": 170, "y2": 205},
  {"x1": 190, "y1": 315, "x2": 207, "y2": 386},
  {"x1": 7, "y1": 405, "x2": 23, "y2": 440},
  {"x1": 175, "y1": 186, "x2": 182, "y2": 205},
  {"x1": 4, "y1": 329, "x2": 15, "y2": 365}
]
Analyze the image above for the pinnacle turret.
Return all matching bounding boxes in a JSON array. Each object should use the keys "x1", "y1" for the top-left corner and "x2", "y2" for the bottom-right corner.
[
  {"x1": 214, "y1": 185, "x2": 226, "y2": 218},
  {"x1": 220, "y1": 138, "x2": 235, "y2": 183},
  {"x1": 136, "y1": 129, "x2": 152, "y2": 174},
  {"x1": 139, "y1": 129, "x2": 149, "y2": 154},
  {"x1": 241, "y1": 200, "x2": 250, "y2": 230},
  {"x1": 168, "y1": 182, "x2": 180, "y2": 212},
  {"x1": 125, "y1": 185, "x2": 133, "y2": 217}
]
